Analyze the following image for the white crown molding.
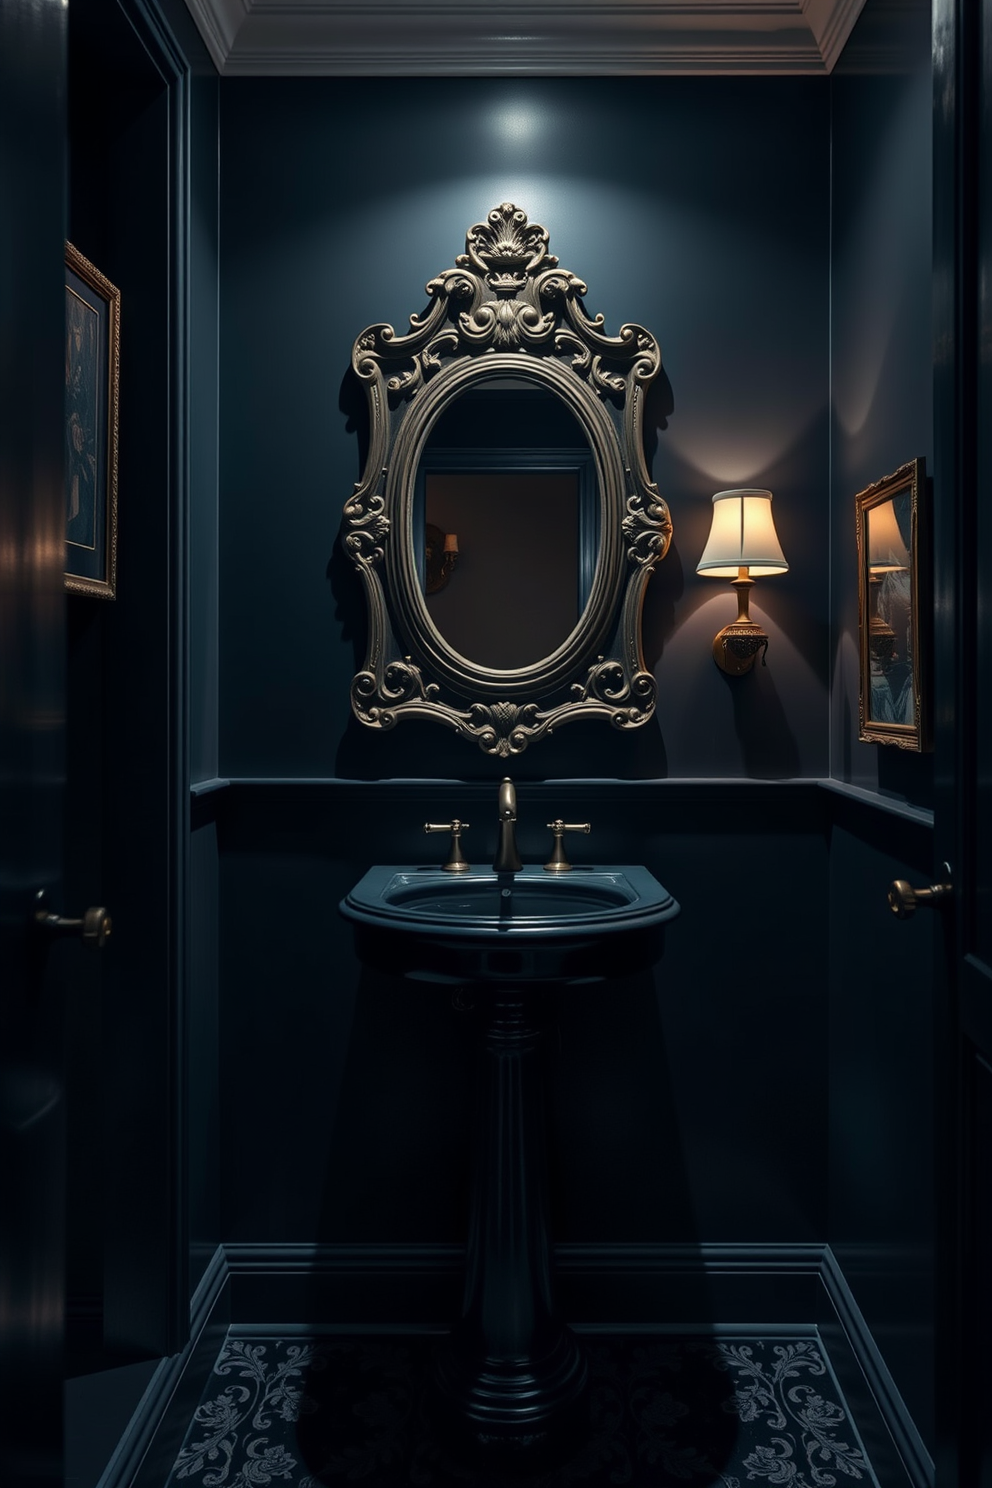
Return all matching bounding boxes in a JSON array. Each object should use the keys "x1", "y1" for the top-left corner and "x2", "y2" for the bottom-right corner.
[
  {"x1": 181, "y1": 0, "x2": 868, "y2": 76},
  {"x1": 183, "y1": 0, "x2": 250, "y2": 72},
  {"x1": 801, "y1": 0, "x2": 866, "y2": 71}
]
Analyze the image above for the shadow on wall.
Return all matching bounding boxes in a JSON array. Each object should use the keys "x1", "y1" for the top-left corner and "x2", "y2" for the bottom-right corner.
[
  {"x1": 725, "y1": 664, "x2": 802, "y2": 780},
  {"x1": 308, "y1": 968, "x2": 714, "y2": 1245},
  {"x1": 643, "y1": 364, "x2": 676, "y2": 447},
  {"x1": 312, "y1": 972, "x2": 477, "y2": 1242},
  {"x1": 292, "y1": 983, "x2": 742, "y2": 1485},
  {"x1": 332, "y1": 693, "x2": 672, "y2": 782},
  {"x1": 641, "y1": 537, "x2": 684, "y2": 676}
]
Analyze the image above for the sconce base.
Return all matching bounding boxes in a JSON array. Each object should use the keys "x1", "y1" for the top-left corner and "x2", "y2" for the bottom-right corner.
[{"x1": 712, "y1": 621, "x2": 769, "y2": 676}]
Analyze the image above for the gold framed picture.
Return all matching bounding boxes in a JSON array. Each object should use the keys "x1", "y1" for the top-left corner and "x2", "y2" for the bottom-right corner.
[
  {"x1": 856, "y1": 456, "x2": 930, "y2": 751},
  {"x1": 64, "y1": 242, "x2": 120, "y2": 599}
]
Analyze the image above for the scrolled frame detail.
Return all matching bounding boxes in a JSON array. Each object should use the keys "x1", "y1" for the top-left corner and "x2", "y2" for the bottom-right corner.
[{"x1": 342, "y1": 202, "x2": 673, "y2": 756}]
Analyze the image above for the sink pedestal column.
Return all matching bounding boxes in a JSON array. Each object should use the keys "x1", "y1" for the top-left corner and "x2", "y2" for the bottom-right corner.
[{"x1": 433, "y1": 984, "x2": 587, "y2": 1455}]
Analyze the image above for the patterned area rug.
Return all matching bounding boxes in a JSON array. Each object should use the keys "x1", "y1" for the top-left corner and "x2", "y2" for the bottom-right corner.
[{"x1": 166, "y1": 1332, "x2": 877, "y2": 1488}]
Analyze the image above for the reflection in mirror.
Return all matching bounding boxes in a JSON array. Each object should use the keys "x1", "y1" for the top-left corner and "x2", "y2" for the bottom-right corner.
[
  {"x1": 424, "y1": 470, "x2": 579, "y2": 669},
  {"x1": 866, "y1": 495, "x2": 912, "y2": 725},
  {"x1": 424, "y1": 522, "x2": 459, "y2": 593},
  {"x1": 856, "y1": 457, "x2": 930, "y2": 751},
  {"x1": 416, "y1": 380, "x2": 596, "y2": 671}
]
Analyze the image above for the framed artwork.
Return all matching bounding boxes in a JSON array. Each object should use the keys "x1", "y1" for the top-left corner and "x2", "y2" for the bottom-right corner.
[
  {"x1": 856, "y1": 456, "x2": 931, "y2": 751},
  {"x1": 65, "y1": 242, "x2": 119, "y2": 599}
]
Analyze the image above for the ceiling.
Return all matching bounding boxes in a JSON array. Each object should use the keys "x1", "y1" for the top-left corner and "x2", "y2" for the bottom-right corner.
[{"x1": 181, "y1": 0, "x2": 868, "y2": 77}]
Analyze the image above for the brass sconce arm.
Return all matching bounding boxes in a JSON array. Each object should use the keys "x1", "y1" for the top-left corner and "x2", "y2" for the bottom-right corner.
[{"x1": 711, "y1": 568, "x2": 769, "y2": 675}]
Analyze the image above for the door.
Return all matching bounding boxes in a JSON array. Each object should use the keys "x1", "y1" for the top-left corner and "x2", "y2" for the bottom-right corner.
[
  {"x1": 0, "y1": 1, "x2": 69, "y2": 1483},
  {"x1": 933, "y1": 0, "x2": 992, "y2": 1482}
]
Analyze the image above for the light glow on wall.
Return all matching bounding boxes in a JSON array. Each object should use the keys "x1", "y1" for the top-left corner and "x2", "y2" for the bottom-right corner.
[{"x1": 487, "y1": 101, "x2": 543, "y2": 145}]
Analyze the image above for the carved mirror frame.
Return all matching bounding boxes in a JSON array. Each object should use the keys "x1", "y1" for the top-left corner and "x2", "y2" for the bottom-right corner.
[{"x1": 342, "y1": 203, "x2": 673, "y2": 757}]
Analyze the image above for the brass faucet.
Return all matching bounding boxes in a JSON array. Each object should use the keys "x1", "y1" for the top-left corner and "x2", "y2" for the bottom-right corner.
[{"x1": 492, "y1": 776, "x2": 522, "y2": 874}]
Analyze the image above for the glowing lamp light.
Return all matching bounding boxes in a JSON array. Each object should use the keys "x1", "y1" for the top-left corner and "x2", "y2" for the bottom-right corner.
[{"x1": 696, "y1": 488, "x2": 788, "y2": 675}]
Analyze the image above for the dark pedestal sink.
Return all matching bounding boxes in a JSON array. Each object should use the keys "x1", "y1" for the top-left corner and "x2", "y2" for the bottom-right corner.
[
  {"x1": 340, "y1": 863, "x2": 680, "y2": 1459},
  {"x1": 341, "y1": 864, "x2": 679, "y2": 984}
]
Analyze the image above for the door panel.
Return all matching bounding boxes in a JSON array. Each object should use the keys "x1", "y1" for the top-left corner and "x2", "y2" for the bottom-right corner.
[
  {"x1": 66, "y1": 0, "x2": 190, "y2": 1361},
  {"x1": 978, "y1": 0, "x2": 992, "y2": 978},
  {"x1": 963, "y1": 1050, "x2": 992, "y2": 1487},
  {"x1": 0, "y1": 0, "x2": 68, "y2": 1481},
  {"x1": 933, "y1": 0, "x2": 992, "y2": 1481},
  {"x1": 963, "y1": 0, "x2": 992, "y2": 1480}
]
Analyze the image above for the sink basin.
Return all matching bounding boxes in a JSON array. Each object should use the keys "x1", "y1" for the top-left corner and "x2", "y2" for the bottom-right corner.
[{"x1": 340, "y1": 864, "x2": 679, "y2": 983}]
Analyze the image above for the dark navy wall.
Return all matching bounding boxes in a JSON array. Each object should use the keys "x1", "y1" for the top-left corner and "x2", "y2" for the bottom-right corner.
[
  {"x1": 218, "y1": 77, "x2": 829, "y2": 784},
  {"x1": 830, "y1": 0, "x2": 934, "y2": 809},
  {"x1": 827, "y1": 0, "x2": 935, "y2": 1453},
  {"x1": 213, "y1": 76, "x2": 833, "y2": 1255}
]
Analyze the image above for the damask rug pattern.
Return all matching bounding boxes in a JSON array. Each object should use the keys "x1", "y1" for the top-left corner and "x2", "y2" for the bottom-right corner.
[{"x1": 165, "y1": 1332, "x2": 878, "y2": 1488}]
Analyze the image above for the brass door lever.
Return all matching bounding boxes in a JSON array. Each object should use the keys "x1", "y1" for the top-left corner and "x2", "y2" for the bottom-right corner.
[
  {"x1": 887, "y1": 865, "x2": 953, "y2": 920},
  {"x1": 34, "y1": 890, "x2": 112, "y2": 949}
]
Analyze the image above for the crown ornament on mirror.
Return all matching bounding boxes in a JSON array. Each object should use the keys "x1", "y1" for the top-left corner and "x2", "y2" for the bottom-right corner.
[
  {"x1": 342, "y1": 203, "x2": 673, "y2": 757},
  {"x1": 460, "y1": 200, "x2": 556, "y2": 291},
  {"x1": 351, "y1": 201, "x2": 664, "y2": 399}
]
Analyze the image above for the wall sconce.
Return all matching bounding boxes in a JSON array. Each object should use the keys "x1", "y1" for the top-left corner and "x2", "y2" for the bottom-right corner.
[
  {"x1": 696, "y1": 488, "x2": 788, "y2": 675},
  {"x1": 865, "y1": 498, "x2": 909, "y2": 667},
  {"x1": 425, "y1": 522, "x2": 459, "y2": 594}
]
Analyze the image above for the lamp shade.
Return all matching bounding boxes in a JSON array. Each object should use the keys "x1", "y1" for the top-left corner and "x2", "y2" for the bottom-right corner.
[
  {"x1": 867, "y1": 499, "x2": 909, "y2": 571},
  {"x1": 696, "y1": 489, "x2": 789, "y2": 579}
]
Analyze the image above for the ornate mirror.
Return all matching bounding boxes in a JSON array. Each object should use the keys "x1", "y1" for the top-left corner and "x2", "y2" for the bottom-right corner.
[
  {"x1": 856, "y1": 456, "x2": 931, "y2": 751},
  {"x1": 342, "y1": 203, "x2": 673, "y2": 757}
]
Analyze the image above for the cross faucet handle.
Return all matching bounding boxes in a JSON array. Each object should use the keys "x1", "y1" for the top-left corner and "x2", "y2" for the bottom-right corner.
[
  {"x1": 424, "y1": 819, "x2": 471, "y2": 873},
  {"x1": 544, "y1": 820, "x2": 591, "y2": 873}
]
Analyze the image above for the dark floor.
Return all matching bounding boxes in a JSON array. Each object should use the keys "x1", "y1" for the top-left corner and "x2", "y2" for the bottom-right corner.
[{"x1": 163, "y1": 1329, "x2": 879, "y2": 1488}]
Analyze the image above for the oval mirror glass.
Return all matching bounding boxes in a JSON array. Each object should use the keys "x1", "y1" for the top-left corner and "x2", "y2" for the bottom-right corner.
[{"x1": 416, "y1": 379, "x2": 598, "y2": 671}]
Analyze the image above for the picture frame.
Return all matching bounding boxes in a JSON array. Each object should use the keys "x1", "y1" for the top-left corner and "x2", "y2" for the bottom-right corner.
[
  {"x1": 856, "y1": 455, "x2": 931, "y2": 751},
  {"x1": 64, "y1": 242, "x2": 120, "y2": 599}
]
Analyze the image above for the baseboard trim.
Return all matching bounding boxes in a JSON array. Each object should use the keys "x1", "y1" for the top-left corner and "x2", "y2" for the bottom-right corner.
[
  {"x1": 98, "y1": 1245, "x2": 230, "y2": 1488},
  {"x1": 221, "y1": 1239, "x2": 830, "y2": 1329},
  {"x1": 223, "y1": 1240, "x2": 464, "y2": 1325},
  {"x1": 556, "y1": 1240, "x2": 827, "y2": 1270},
  {"x1": 819, "y1": 1246, "x2": 934, "y2": 1488},
  {"x1": 222, "y1": 1241, "x2": 464, "y2": 1271},
  {"x1": 220, "y1": 1238, "x2": 828, "y2": 1276},
  {"x1": 104, "y1": 1242, "x2": 932, "y2": 1488}
]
